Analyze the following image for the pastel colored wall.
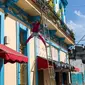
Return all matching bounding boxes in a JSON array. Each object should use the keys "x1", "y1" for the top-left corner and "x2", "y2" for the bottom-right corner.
[
  {"x1": 37, "y1": 37, "x2": 67, "y2": 62},
  {"x1": 1, "y1": 10, "x2": 68, "y2": 85},
  {"x1": 29, "y1": 37, "x2": 36, "y2": 85},
  {"x1": 37, "y1": 38, "x2": 46, "y2": 58},
  {"x1": 4, "y1": 16, "x2": 17, "y2": 85}
]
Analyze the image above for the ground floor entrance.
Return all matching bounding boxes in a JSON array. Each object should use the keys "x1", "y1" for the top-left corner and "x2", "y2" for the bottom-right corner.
[
  {"x1": 38, "y1": 69, "x2": 56, "y2": 85},
  {"x1": 55, "y1": 72, "x2": 69, "y2": 85},
  {"x1": 38, "y1": 69, "x2": 69, "y2": 85}
]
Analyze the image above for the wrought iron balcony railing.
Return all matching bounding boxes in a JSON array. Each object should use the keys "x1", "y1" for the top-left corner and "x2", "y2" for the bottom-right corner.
[{"x1": 31, "y1": 0, "x2": 75, "y2": 42}]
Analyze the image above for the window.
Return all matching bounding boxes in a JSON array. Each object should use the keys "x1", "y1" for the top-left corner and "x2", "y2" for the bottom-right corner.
[
  {"x1": 51, "y1": 46, "x2": 58, "y2": 61},
  {"x1": 60, "y1": 51, "x2": 67, "y2": 63},
  {"x1": 47, "y1": 44, "x2": 51, "y2": 59},
  {"x1": 17, "y1": 22, "x2": 29, "y2": 85}
]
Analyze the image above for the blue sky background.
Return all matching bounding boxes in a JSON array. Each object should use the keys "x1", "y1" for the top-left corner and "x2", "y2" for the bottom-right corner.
[{"x1": 66, "y1": 0, "x2": 85, "y2": 44}]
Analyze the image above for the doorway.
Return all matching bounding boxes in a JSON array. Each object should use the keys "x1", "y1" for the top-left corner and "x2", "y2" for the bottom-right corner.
[
  {"x1": 38, "y1": 70, "x2": 44, "y2": 85},
  {"x1": 62, "y1": 72, "x2": 69, "y2": 85}
]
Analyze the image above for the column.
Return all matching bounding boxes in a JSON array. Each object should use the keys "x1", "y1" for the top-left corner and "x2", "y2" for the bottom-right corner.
[
  {"x1": 58, "y1": 49, "x2": 60, "y2": 61},
  {"x1": 34, "y1": 37, "x2": 38, "y2": 85}
]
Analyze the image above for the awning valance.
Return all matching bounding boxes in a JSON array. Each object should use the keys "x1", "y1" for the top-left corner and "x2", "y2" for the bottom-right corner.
[
  {"x1": 37, "y1": 56, "x2": 79, "y2": 72},
  {"x1": 0, "y1": 44, "x2": 28, "y2": 64},
  {"x1": 37, "y1": 56, "x2": 52, "y2": 70},
  {"x1": 54, "y1": 61, "x2": 74, "y2": 72}
]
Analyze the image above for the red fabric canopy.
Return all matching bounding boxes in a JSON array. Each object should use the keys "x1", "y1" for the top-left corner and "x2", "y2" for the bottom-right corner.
[
  {"x1": 37, "y1": 56, "x2": 52, "y2": 70},
  {"x1": 0, "y1": 44, "x2": 28, "y2": 64},
  {"x1": 74, "y1": 67, "x2": 80, "y2": 72}
]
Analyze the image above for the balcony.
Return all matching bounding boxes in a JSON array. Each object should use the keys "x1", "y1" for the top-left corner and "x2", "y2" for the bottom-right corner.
[
  {"x1": 0, "y1": 0, "x2": 75, "y2": 45},
  {"x1": 15, "y1": 0, "x2": 75, "y2": 45},
  {"x1": 31, "y1": 0, "x2": 75, "y2": 41}
]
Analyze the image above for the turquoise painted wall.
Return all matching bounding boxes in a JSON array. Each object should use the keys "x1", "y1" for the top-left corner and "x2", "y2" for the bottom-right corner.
[
  {"x1": 71, "y1": 73, "x2": 83, "y2": 85},
  {"x1": 84, "y1": 71, "x2": 85, "y2": 84}
]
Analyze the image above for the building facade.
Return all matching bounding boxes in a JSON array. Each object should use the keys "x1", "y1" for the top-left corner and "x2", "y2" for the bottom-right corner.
[
  {"x1": 69, "y1": 46, "x2": 85, "y2": 85},
  {"x1": 0, "y1": 0, "x2": 75, "y2": 85},
  {"x1": 70, "y1": 59, "x2": 84, "y2": 85}
]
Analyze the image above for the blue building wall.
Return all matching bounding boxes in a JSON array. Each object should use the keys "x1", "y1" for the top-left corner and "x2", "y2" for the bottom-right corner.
[{"x1": 71, "y1": 73, "x2": 83, "y2": 85}]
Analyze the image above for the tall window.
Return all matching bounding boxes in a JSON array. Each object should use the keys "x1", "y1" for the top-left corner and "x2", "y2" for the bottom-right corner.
[
  {"x1": 17, "y1": 22, "x2": 29, "y2": 85},
  {"x1": 51, "y1": 46, "x2": 58, "y2": 61},
  {"x1": 19, "y1": 29, "x2": 28, "y2": 85},
  {"x1": 60, "y1": 51, "x2": 67, "y2": 63}
]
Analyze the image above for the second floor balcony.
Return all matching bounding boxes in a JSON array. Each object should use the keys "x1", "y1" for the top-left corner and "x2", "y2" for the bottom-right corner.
[
  {"x1": 0, "y1": 0, "x2": 75, "y2": 45},
  {"x1": 16, "y1": 0, "x2": 75, "y2": 44}
]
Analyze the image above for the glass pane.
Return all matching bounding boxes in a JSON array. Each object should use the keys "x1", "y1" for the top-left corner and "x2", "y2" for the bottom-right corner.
[{"x1": 60, "y1": 51, "x2": 66, "y2": 63}]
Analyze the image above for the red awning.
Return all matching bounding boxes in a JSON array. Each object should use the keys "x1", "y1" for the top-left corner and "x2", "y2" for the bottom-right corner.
[
  {"x1": 37, "y1": 56, "x2": 52, "y2": 70},
  {"x1": 0, "y1": 44, "x2": 28, "y2": 64},
  {"x1": 74, "y1": 67, "x2": 80, "y2": 72}
]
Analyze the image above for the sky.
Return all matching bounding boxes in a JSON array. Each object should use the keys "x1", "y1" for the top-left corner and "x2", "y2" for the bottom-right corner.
[{"x1": 66, "y1": 0, "x2": 85, "y2": 45}]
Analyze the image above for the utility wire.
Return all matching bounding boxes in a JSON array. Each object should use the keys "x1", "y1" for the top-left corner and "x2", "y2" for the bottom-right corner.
[{"x1": 76, "y1": 35, "x2": 85, "y2": 45}]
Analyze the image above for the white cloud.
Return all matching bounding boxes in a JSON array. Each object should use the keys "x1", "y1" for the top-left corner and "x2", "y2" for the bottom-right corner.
[
  {"x1": 67, "y1": 20, "x2": 85, "y2": 44},
  {"x1": 74, "y1": 10, "x2": 85, "y2": 18},
  {"x1": 67, "y1": 10, "x2": 85, "y2": 44},
  {"x1": 67, "y1": 20, "x2": 83, "y2": 30}
]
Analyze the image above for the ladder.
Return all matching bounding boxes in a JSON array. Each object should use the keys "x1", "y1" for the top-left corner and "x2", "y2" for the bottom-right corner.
[
  {"x1": 43, "y1": 24, "x2": 56, "y2": 85},
  {"x1": 39, "y1": 1, "x2": 56, "y2": 85}
]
